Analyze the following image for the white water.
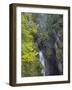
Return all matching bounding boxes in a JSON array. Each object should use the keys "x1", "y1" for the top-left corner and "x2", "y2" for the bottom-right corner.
[{"x1": 39, "y1": 51, "x2": 45, "y2": 76}]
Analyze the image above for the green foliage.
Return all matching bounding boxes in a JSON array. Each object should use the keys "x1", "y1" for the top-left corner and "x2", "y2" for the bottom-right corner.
[
  {"x1": 21, "y1": 13, "x2": 38, "y2": 62},
  {"x1": 22, "y1": 60, "x2": 42, "y2": 77},
  {"x1": 21, "y1": 13, "x2": 42, "y2": 76}
]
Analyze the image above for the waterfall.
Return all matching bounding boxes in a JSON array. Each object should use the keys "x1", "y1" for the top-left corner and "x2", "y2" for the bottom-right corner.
[{"x1": 39, "y1": 51, "x2": 45, "y2": 76}]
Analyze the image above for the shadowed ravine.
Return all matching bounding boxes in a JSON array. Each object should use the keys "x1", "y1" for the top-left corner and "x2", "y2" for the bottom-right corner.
[
  {"x1": 34, "y1": 14, "x2": 63, "y2": 76},
  {"x1": 38, "y1": 49, "x2": 63, "y2": 76}
]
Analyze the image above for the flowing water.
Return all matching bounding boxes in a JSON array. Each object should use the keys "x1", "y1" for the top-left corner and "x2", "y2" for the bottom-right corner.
[
  {"x1": 39, "y1": 51, "x2": 45, "y2": 76},
  {"x1": 39, "y1": 51, "x2": 62, "y2": 76}
]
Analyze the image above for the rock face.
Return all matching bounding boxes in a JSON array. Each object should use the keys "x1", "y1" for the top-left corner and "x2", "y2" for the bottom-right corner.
[
  {"x1": 33, "y1": 13, "x2": 63, "y2": 75},
  {"x1": 45, "y1": 48, "x2": 60, "y2": 75}
]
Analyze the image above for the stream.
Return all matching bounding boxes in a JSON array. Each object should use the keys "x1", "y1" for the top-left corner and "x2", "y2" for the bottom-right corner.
[{"x1": 39, "y1": 51, "x2": 45, "y2": 76}]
